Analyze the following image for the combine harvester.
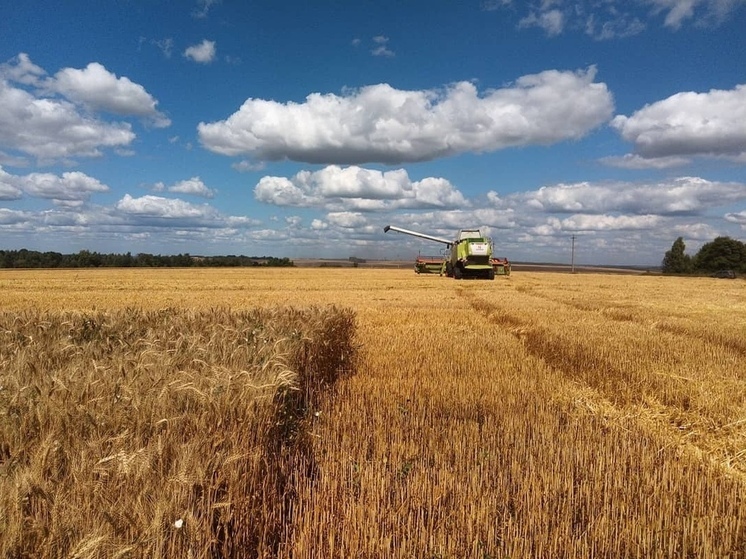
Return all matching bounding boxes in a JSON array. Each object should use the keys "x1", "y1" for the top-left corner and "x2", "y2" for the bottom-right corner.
[{"x1": 384, "y1": 225, "x2": 510, "y2": 280}]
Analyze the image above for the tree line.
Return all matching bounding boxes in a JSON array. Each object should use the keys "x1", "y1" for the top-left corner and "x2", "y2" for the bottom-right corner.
[
  {"x1": 0, "y1": 249, "x2": 294, "y2": 269},
  {"x1": 662, "y1": 236, "x2": 746, "y2": 274}
]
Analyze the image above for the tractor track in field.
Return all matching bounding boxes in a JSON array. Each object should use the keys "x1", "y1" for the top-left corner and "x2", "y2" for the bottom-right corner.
[
  {"x1": 457, "y1": 286, "x2": 746, "y2": 480},
  {"x1": 456, "y1": 287, "x2": 637, "y2": 403},
  {"x1": 654, "y1": 322, "x2": 746, "y2": 357},
  {"x1": 511, "y1": 284, "x2": 746, "y2": 357}
]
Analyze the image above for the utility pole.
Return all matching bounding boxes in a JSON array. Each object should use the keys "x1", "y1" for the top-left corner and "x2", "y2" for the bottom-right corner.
[{"x1": 571, "y1": 235, "x2": 576, "y2": 274}]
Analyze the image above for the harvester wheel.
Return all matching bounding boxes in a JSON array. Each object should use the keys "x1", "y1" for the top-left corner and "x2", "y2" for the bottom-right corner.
[
  {"x1": 454, "y1": 266, "x2": 463, "y2": 280},
  {"x1": 488, "y1": 269, "x2": 495, "y2": 280}
]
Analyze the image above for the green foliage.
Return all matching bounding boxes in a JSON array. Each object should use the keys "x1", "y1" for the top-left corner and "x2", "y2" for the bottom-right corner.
[
  {"x1": 662, "y1": 236, "x2": 746, "y2": 275},
  {"x1": 661, "y1": 237, "x2": 692, "y2": 274},
  {"x1": 693, "y1": 237, "x2": 746, "y2": 273},
  {"x1": 0, "y1": 249, "x2": 294, "y2": 269}
]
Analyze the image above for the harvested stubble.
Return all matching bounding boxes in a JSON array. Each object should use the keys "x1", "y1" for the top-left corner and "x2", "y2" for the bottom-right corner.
[
  {"x1": 460, "y1": 278, "x2": 746, "y2": 475},
  {"x1": 287, "y1": 279, "x2": 746, "y2": 558},
  {"x1": 0, "y1": 306, "x2": 356, "y2": 559}
]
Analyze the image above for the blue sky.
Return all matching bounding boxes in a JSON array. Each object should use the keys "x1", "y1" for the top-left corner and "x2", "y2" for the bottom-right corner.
[{"x1": 1, "y1": 0, "x2": 744, "y2": 265}]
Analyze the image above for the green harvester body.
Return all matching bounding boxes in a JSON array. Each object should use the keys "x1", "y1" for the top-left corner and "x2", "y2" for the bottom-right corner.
[{"x1": 384, "y1": 225, "x2": 511, "y2": 280}]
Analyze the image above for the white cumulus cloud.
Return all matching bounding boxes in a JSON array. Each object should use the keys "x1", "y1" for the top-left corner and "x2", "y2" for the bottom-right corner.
[
  {"x1": 116, "y1": 194, "x2": 214, "y2": 220},
  {"x1": 647, "y1": 0, "x2": 746, "y2": 28},
  {"x1": 560, "y1": 213, "x2": 663, "y2": 231},
  {"x1": 159, "y1": 177, "x2": 216, "y2": 198},
  {"x1": 0, "y1": 166, "x2": 23, "y2": 199},
  {"x1": 0, "y1": 208, "x2": 32, "y2": 225},
  {"x1": 611, "y1": 84, "x2": 746, "y2": 160},
  {"x1": 48, "y1": 62, "x2": 170, "y2": 127},
  {"x1": 113, "y1": 194, "x2": 264, "y2": 231},
  {"x1": 0, "y1": 166, "x2": 109, "y2": 202},
  {"x1": 0, "y1": 54, "x2": 173, "y2": 162},
  {"x1": 519, "y1": 9, "x2": 565, "y2": 36},
  {"x1": 254, "y1": 165, "x2": 468, "y2": 211},
  {"x1": 193, "y1": 0, "x2": 221, "y2": 19},
  {"x1": 599, "y1": 153, "x2": 690, "y2": 169},
  {"x1": 371, "y1": 36, "x2": 395, "y2": 57},
  {"x1": 672, "y1": 221, "x2": 721, "y2": 240},
  {"x1": 725, "y1": 210, "x2": 746, "y2": 226},
  {"x1": 495, "y1": 0, "x2": 744, "y2": 39},
  {"x1": 326, "y1": 211, "x2": 368, "y2": 228},
  {"x1": 22, "y1": 171, "x2": 109, "y2": 201},
  {"x1": 0, "y1": 78, "x2": 135, "y2": 163},
  {"x1": 518, "y1": 177, "x2": 746, "y2": 215},
  {"x1": 0, "y1": 53, "x2": 45, "y2": 85},
  {"x1": 199, "y1": 67, "x2": 613, "y2": 164},
  {"x1": 184, "y1": 40, "x2": 217, "y2": 63}
]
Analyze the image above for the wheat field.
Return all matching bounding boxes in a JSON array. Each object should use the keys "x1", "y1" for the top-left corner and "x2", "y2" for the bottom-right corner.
[{"x1": 1, "y1": 267, "x2": 745, "y2": 558}]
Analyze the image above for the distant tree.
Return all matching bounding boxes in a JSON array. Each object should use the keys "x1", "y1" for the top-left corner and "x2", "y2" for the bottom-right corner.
[
  {"x1": 661, "y1": 237, "x2": 692, "y2": 274},
  {"x1": 693, "y1": 236, "x2": 746, "y2": 273},
  {"x1": 135, "y1": 253, "x2": 156, "y2": 267},
  {"x1": 0, "y1": 248, "x2": 292, "y2": 268},
  {"x1": 264, "y1": 256, "x2": 294, "y2": 267},
  {"x1": 42, "y1": 251, "x2": 64, "y2": 268}
]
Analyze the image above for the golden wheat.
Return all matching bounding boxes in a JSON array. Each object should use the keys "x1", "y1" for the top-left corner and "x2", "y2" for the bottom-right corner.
[
  {"x1": 1, "y1": 268, "x2": 744, "y2": 558},
  {"x1": 0, "y1": 305, "x2": 355, "y2": 559}
]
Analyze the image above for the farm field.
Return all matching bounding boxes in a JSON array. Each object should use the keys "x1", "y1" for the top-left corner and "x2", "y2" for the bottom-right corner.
[{"x1": 1, "y1": 267, "x2": 745, "y2": 558}]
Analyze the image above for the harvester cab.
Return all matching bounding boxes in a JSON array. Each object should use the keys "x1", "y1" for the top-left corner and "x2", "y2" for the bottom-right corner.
[{"x1": 384, "y1": 225, "x2": 509, "y2": 280}]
